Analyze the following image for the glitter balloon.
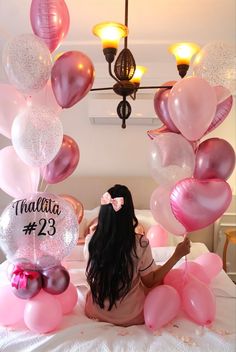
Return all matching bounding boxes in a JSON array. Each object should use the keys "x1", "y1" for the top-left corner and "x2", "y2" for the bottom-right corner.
[{"x1": 2, "y1": 33, "x2": 52, "y2": 94}]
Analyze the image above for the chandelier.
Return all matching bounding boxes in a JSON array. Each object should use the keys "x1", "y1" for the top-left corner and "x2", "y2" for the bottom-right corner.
[{"x1": 90, "y1": 0, "x2": 200, "y2": 128}]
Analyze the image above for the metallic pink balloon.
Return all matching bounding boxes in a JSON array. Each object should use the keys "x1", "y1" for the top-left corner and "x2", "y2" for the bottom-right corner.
[
  {"x1": 170, "y1": 178, "x2": 232, "y2": 232},
  {"x1": 147, "y1": 125, "x2": 173, "y2": 140},
  {"x1": 42, "y1": 265, "x2": 70, "y2": 295},
  {"x1": 41, "y1": 135, "x2": 80, "y2": 184},
  {"x1": 194, "y1": 138, "x2": 236, "y2": 180},
  {"x1": 30, "y1": 0, "x2": 70, "y2": 53},
  {"x1": 205, "y1": 95, "x2": 233, "y2": 135},
  {"x1": 51, "y1": 51, "x2": 95, "y2": 108},
  {"x1": 60, "y1": 194, "x2": 84, "y2": 225},
  {"x1": 153, "y1": 81, "x2": 179, "y2": 132}
]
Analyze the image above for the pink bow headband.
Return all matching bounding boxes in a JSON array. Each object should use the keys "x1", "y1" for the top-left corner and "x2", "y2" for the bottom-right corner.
[{"x1": 101, "y1": 192, "x2": 124, "y2": 212}]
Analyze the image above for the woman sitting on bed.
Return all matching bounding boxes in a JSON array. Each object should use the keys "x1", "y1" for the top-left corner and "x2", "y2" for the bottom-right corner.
[{"x1": 85, "y1": 184, "x2": 190, "y2": 326}]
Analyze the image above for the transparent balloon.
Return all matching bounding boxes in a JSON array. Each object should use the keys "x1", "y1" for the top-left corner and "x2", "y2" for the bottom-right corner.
[
  {"x1": 0, "y1": 193, "x2": 79, "y2": 266},
  {"x1": 193, "y1": 41, "x2": 236, "y2": 94},
  {"x1": 2, "y1": 33, "x2": 52, "y2": 94},
  {"x1": 11, "y1": 106, "x2": 63, "y2": 167},
  {"x1": 148, "y1": 132, "x2": 195, "y2": 185}
]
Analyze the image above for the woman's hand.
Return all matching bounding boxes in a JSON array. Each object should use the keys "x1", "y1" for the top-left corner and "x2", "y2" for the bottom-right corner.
[{"x1": 174, "y1": 236, "x2": 191, "y2": 260}]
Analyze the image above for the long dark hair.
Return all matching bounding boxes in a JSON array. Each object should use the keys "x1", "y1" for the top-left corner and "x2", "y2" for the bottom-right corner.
[{"x1": 86, "y1": 184, "x2": 138, "y2": 310}]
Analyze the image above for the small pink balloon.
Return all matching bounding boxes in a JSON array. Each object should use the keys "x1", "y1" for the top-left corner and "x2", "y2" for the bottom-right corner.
[
  {"x1": 0, "y1": 84, "x2": 27, "y2": 139},
  {"x1": 146, "y1": 224, "x2": 168, "y2": 247},
  {"x1": 194, "y1": 138, "x2": 236, "y2": 180},
  {"x1": 24, "y1": 291, "x2": 63, "y2": 333},
  {"x1": 179, "y1": 261, "x2": 210, "y2": 285},
  {"x1": 168, "y1": 76, "x2": 217, "y2": 141},
  {"x1": 144, "y1": 285, "x2": 181, "y2": 331},
  {"x1": 0, "y1": 285, "x2": 26, "y2": 326},
  {"x1": 30, "y1": 0, "x2": 70, "y2": 53},
  {"x1": 170, "y1": 178, "x2": 232, "y2": 232},
  {"x1": 163, "y1": 268, "x2": 187, "y2": 293},
  {"x1": 51, "y1": 51, "x2": 95, "y2": 109},
  {"x1": 194, "y1": 252, "x2": 223, "y2": 281},
  {"x1": 181, "y1": 277, "x2": 216, "y2": 326},
  {"x1": 56, "y1": 282, "x2": 78, "y2": 314},
  {"x1": 41, "y1": 134, "x2": 80, "y2": 184},
  {"x1": 153, "y1": 81, "x2": 179, "y2": 132},
  {"x1": 205, "y1": 95, "x2": 233, "y2": 134},
  {"x1": 214, "y1": 85, "x2": 231, "y2": 104},
  {"x1": 147, "y1": 125, "x2": 173, "y2": 140}
]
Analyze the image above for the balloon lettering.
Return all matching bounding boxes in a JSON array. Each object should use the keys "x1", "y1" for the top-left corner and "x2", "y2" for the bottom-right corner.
[{"x1": 12, "y1": 197, "x2": 61, "y2": 216}]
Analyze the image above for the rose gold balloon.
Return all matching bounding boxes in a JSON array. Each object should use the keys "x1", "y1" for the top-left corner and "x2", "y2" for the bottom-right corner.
[{"x1": 60, "y1": 195, "x2": 84, "y2": 224}]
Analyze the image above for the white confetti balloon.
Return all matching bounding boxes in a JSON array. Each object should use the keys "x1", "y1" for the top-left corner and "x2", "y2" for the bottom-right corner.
[
  {"x1": 2, "y1": 33, "x2": 52, "y2": 93},
  {"x1": 193, "y1": 41, "x2": 236, "y2": 94},
  {"x1": 11, "y1": 106, "x2": 63, "y2": 167}
]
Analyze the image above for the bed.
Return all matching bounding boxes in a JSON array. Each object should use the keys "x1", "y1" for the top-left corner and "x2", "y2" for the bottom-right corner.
[{"x1": 0, "y1": 209, "x2": 235, "y2": 352}]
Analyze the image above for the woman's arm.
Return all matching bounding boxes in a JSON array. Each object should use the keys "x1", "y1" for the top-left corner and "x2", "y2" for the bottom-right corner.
[{"x1": 141, "y1": 237, "x2": 191, "y2": 288}]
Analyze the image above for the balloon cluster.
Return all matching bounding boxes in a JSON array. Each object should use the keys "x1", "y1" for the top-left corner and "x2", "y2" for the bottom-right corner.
[
  {"x1": 0, "y1": 0, "x2": 91, "y2": 333},
  {"x1": 144, "y1": 252, "x2": 222, "y2": 331}
]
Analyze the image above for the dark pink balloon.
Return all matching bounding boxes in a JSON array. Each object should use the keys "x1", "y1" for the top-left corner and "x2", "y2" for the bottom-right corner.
[
  {"x1": 30, "y1": 0, "x2": 70, "y2": 53},
  {"x1": 51, "y1": 51, "x2": 95, "y2": 108},
  {"x1": 194, "y1": 138, "x2": 236, "y2": 180},
  {"x1": 205, "y1": 95, "x2": 233, "y2": 135},
  {"x1": 11, "y1": 264, "x2": 42, "y2": 299},
  {"x1": 170, "y1": 178, "x2": 232, "y2": 232},
  {"x1": 42, "y1": 265, "x2": 70, "y2": 295},
  {"x1": 153, "y1": 81, "x2": 179, "y2": 132},
  {"x1": 41, "y1": 135, "x2": 80, "y2": 184}
]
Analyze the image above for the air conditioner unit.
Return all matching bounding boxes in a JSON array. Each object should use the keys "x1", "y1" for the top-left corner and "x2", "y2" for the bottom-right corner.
[{"x1": 88, "y1": 93, "x2": 162, "y2": 126}]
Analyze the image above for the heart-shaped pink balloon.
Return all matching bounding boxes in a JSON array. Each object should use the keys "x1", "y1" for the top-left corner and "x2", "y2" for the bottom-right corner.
[
  {"x1": 170, "y1": 178, "x2": 232, "y2": 232},
  {"x1": 205, "y1": 95, "x2": 233, "y2": 135}
]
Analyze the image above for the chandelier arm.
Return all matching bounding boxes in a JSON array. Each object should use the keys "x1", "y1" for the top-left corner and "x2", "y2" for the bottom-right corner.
[
  {"x1": 137, "y1": 85, "x2": 173, "y2": 90},
  {"x1": 124, "y1": 0, "x2": 128, "y2": 49},
  {"x1": 108, "y1": 62, "x2": 120, "y2": 83},
  {"x1": 90, "y1": 87, "x2": 114, "y2": 91}
]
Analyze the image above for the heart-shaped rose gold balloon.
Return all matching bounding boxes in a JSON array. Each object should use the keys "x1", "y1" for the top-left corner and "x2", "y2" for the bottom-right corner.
[{"x1": 170, "y1": 178, "x2": 232, "y2": 232}]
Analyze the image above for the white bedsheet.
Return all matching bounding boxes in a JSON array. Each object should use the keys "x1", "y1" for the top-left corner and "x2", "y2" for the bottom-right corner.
[{"x1": 0, "y1": 243, "x2": 235, "y2": 352}]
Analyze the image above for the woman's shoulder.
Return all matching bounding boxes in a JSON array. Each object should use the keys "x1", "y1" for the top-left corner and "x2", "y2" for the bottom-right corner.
[{"x1": 135, "y1": 234, "x2": 149, "y2": 249}]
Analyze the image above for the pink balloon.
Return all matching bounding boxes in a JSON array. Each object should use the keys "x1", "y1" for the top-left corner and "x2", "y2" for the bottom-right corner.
[
  {"x1": 181, "y1": 277, "x2": 216, "y2": 325},
  {"x1": 0, "y1": 84, "x2": 27, "y2": 139},
  {"x1": 194, "y1": 138, "x2": 236, "y2": 180},
  {"x1": 144, "y1": 285, "x2": 181, "y2": 330},
  {"x1": 168, "y1": 77, "x2": 217, "y2": 141},
  {"x1": 153, "y1": 81, "x2": 179, "y2": 132},
  {"x1": 148, "y1": 132, "x2": 195, "y2": 185},
  {"x1": 170, "y1": 178, "x2": 232, "y2": 232},
  {"x1": 195, "y1": 252, "x2": 223, "y2": 281},
  {"x1": 56, "y1": 282, "x2": 78, "y2": 314},
  {"x1": 146, "y1": 224, "x2": 168, "y2": 247},
  {"x1": 0, "y1": 285, "x2": 26, "y2": 326},
  {"x1": 30, "y1": 0, "x2": 70, "y2": 53},
  {"x1": 51, "y1": 51, "x2": 95, "y2": 109},
  {"x1": 0, "y1": 146, "x2": 40, "y2": 198},
  {"x1": 24, "y1": 291, "x2": 63, "y2": 333},
  {"x1": 41, "y1": 135, "x2": 80, "y2": 184},
  {"x1": 214, "y1": 85, "x2": 231, "y2": 104},
  {"x1": 26, "y1": 80, "x2": 61, "y2": 115},
  {"x1": 163, "y1": 268, "x2": 187, "y2": 293},
  {"x1": 150, "y1": 185, "x2": 186, "y2": 236},
  {"x1": 179, "y1": 261, "x2": 210, "y2": 285},
  {"x1": 205, "y1": 95, "x2": 233, "y2": 134},
  {"x1": 147, "y1": 125, "x2": 173, "y2": 140}
]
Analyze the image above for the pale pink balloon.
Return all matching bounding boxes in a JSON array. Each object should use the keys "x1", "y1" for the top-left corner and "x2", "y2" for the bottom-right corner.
[
  {"x1": 56, "y1": 283, "x2": 78, "y2": 314},
  {"x1": 214, "y1": 85, "x2": 231, "y2": 104},
  {"x1": 30, "y1": 0, "x2": 70, "y2": 53},
  {"x1": 144, "y1": 285, "x2": 181, "y2": 330},
  {"x1": 153, "y1": 81, "x2": 179, "y2": 132},
  {"x1": 51, "y1": 51, "x2": 95, "y2": 109},
  {"x1": 0, "y1": 285, "x2": 26, "y2": 326},
  {"x1": 181, "y1": 277, "x2": 216, "y2": 325},
  {"x1": 0, "y1": 146, "x2": 40, "y2": 198},
  {"x1": 168, "y1": 76, "x2": 217, "y2": 141},
  {"x1": 150, "y1": 185, "x2": 186, "y2": 236},
  {"x1": 0, "y1": 84, "x2": 27, "y2": 139},
  {"x1": 194, "y1": 138, "x2": 236, "y2": 180},
  {"x1": 26, "y1": 80, "x2": 61, "y2": 115},
  {"x1": 195, "y1": 253, "x2": 223, "y2": 281},
  {"x1": 170, "y1": 178, "x2": 232, "y2": 232},
  {"x1": 148, "y1": 132, "x2": 195, "y2": 185},
  {"x1": 24, "y1": 291, "x2": 63, "y2": 333},
  {"x1": 205, "y1": 95, "x2": 233, "y2": 134},
  {"x1": 41, "y1": 134, "x2": 80, "y2": 184},
  {"x1": 163, "y1": 268, "x2": 187, "y2": 293},
  {"x1": 179, "y1": 261, "x2": 210, "y2": 285},
  {"x1": 146, "y1": 224, "x2": 168, "y2": 247}
]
